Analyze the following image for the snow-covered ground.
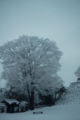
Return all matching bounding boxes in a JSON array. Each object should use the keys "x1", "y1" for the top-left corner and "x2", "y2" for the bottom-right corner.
[
  {"x1": 0, "y1": 81, "x2": 80, "y2": 120},
  {"x1": 0, "y1": 104, "x2": 80, "y2": 120}
]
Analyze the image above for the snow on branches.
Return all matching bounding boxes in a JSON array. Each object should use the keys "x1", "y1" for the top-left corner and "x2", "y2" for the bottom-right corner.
[{"x1": 0, "y1": 36, "x2": 63, "y2": 107}]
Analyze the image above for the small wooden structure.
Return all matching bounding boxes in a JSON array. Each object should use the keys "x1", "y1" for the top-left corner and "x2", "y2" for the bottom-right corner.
[
  {"x1": 0, "y1": 103, "x2": 7, "y2": 113},
  {"x1": 2, "y1": 99, "x2": 19, "y2": 113}
]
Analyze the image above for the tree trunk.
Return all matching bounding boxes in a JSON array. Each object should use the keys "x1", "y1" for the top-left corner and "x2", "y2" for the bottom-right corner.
[
  {"x1": 30, "y1": 91, "x2": 34, "y2": 110},
  {"x1": 27, "y1": 81, "x2": 34, "y2": 110}
]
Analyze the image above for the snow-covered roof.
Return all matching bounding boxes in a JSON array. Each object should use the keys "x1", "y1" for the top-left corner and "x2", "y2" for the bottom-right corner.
[
  {"x1": 3, "y1": 99, "x2": 19, "y2": 105},
  {"x1": 0, "y1": 103, "x2": 6, "y2": 107}
]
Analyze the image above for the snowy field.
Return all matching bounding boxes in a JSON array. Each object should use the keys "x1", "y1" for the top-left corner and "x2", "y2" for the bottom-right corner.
[{"x1": 0, "y1": 104, "x2": 80, "y2": 120}]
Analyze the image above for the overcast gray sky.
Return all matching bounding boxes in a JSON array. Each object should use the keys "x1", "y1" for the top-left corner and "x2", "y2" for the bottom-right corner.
[{"x1": 0, "y1": 0, "x2": 80, "y2": 87}]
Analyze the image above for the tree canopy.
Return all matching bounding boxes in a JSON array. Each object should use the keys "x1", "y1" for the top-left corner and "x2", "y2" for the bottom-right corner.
[{"x1": 0, "y1": 35, "x2": 63, "y2": 109}]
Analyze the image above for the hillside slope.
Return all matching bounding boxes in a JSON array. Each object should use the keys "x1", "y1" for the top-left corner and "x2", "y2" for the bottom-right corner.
[{"x1": 56, "y1": 80, "x2": 80, "y2": 105}]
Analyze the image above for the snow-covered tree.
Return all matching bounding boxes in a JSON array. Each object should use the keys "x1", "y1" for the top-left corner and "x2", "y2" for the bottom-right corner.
[
  {"x1": 0, "y1": 35, "x2": 63, "y2": 110},
  {"x1": 75, "y1": 66, "x2": 80, "y2": 78}
]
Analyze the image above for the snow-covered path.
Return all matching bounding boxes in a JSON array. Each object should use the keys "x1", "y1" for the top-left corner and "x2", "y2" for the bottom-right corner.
[{"x1": 0, "y1": 104, "x2": 80, "y2": 120}]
